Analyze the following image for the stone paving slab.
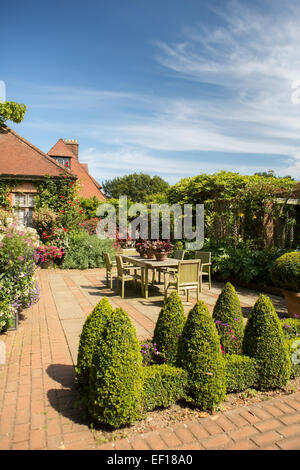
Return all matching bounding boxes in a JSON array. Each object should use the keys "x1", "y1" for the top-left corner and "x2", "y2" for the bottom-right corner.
[{"x1": 1, "y1": 267, "x2": 298, "y2": 451}]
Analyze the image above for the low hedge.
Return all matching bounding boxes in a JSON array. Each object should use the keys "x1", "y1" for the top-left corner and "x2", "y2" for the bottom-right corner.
[
  {"x1": 142, "y1": 364, "x2": 188, "y2": 412},
  {"x1": 225, "y1": 354, "x2": 259, "y2": 393}
]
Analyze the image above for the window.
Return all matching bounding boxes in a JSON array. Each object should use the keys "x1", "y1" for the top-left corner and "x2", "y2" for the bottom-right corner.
[
  {"x1": 13, "y1": 193, "x2": 36, "y2": 227},
  {"x1": 53, "y1": 157, "x2": 70, "y2": 168}
]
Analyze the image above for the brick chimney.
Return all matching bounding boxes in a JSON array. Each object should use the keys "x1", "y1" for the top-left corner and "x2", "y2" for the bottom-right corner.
[{"x1": 64, "y1": 139, "x2": 79, "y2": 159}]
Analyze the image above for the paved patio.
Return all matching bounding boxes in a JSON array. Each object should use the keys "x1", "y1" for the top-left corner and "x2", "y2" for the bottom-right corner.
[{"x1": 0, "y1": 267, "x2": 300, "y2": 450}]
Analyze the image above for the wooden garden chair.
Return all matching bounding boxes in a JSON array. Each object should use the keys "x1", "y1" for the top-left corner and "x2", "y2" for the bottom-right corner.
[
  {"x1": 115, "y1": 255, "x2": 142, "y2": 299},
  {"x1": 153, "y1": 250, "x2": 185, "y2": 285},
  {"x1": 195, "y1": 251, "x2": 212, "y2": 289},
  {"x1": 164, "y1": 259, "x2": 202, "y2": 302},
  {"x1": 104, "y1": 252, "x2": 117, "y2": 289}
]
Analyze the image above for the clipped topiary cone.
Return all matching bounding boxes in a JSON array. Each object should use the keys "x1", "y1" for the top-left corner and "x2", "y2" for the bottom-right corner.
[
  {"x1": 153, "y1": 291, "x2": 186, "y2": 364},
  {"x1": 75, "y1": 297, "x2": 113, "y2": 401},
  {"x1": 212, "y1": 282, "x2": 244, "y2": 354},
  {"x1": 177, "y1": 300, "x2": 226, "y2": 411},
  {"x1": 88, "y1": 307, "x2": 144, "y2": 428},
  {"x1": 242, "y1": 294, "x2": 291, "y2": 390}
]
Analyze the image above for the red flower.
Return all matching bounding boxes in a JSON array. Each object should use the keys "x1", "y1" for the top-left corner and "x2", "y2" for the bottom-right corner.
[
  {"x1": 60, "y1": 195, "x2": 64, "y2": 198},
  {"x1": 63, "y1": 228, "x2": 67, "y2": 232}
]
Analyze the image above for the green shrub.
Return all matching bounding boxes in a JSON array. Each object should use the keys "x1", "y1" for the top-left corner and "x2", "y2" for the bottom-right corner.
[
  {"x1": 280, "y1": 318, "x2": 300, "y2": 339},
  {"x1": 177, "y1": 301, "x2": 226, "y2": 411},
  {"x1": 142, "y1": 364, "x2": 188, "y2": 412},
  {"x1": 88, "y1": 307, "x2": 144, "y2": 428},
  {"x1": 270, "y1": 251, "x2": 300, "y2": 292},
  {"x1": 286, "y1": 338, "x2": 300, "y2": 378},
  {"x1": 212, "y1": 282, "x2": 244, "y2": 354},
  {"x1": 61, "y1": 231, "x2": 115, "y2": 269},
  {"x1": 242, "y1": 294, "x2": 291, "y2": 390},
  {"x1": 75, "y1": 298, "x2": 113, "y2": 401},
  {"x1": 225, "y1": 355, "x2": 259, "y2": 393},
  {"x1": 153, "y1": 292, "x2": 186, "y2": 364}
]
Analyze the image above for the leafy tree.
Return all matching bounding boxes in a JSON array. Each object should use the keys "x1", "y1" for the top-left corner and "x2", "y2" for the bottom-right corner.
[
  {"x1": 0, "y1": 101, "x2": 26, "y2": 125},
  {"x1": 102, "y1": 173, "x2": 169, "y2": 202}
]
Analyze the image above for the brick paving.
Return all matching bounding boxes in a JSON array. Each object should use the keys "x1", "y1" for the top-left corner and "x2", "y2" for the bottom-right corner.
[{"x1": 0, "y1": 267, "x2": 299, "y2": 450}]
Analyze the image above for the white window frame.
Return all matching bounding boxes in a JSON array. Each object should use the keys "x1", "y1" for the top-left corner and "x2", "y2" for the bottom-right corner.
[{"x1": 12, "y1": 193, "x2": 36, "y2": 227}]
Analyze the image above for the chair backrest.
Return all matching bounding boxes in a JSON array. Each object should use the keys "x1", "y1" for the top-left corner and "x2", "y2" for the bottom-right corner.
[
  {"x1": 195, "y1": 251, "x2": 211, "y2": 264},
  {"x1": 115, "y1": 255, "x2": 124, "y2": 277},
  {"x1": 120, "y1": 248, "x2": 138, "y2": 256},
  {"x1": 174, "y1": 250, "x2": 185, "y2": 260},
  {"x1": 104, "y1": 252, "x2": 113, "y2": 270},
  {"x1": 177, "y1": 260, "x2": 201, "y2": 285}
]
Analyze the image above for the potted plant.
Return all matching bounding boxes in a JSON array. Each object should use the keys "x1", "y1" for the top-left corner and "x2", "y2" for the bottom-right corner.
[
  {"x1": 270, "y1": 251, "x2": 300, "y2": 318},
  {"x1": 152, "y1": 240, "x2": 174, "y2": 261},
  {"x1": 37, "y1": 245, "x2": 65, "y2": 269},
  {"x1": 135, "y1": 240, "x2": 149, "y2": 258}
]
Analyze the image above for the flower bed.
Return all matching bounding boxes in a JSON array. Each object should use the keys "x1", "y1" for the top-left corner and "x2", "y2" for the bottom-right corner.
[{"x1": 0, "y1": 211, "x2": 41, "y2": 332}]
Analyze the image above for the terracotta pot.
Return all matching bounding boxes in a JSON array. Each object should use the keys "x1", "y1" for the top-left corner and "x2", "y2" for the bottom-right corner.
[
  {"x1": 155, "y1": 252, "x2": 169, "y2": 261},
  {"x1": 146, "y1": 249, "x2": 156, "y2": 259},
  {"x1": 41, "y1": 259, "x2": 54, "y2": 269},
  {"x1": 139, "y1": 251, "x2": 147, "y2": 258},
  {"x1": 283, "y1": 290, "x2": 300, "y2": 318}
]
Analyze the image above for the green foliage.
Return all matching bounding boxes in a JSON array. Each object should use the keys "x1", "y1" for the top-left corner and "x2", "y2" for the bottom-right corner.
[
  {"x1": 102, "y1": 173, "x2": 169, "y2": 203},
  {"x1": 0, "y1": 299, "x2": 13, "y2": 332},
  {"x1": 242, "y1": 294, "x2": 291, "y2": 390},
  {"x1": 212, "y1": 282, "x2": 244, "y2": 354},
  {"x1": 280, "y1": 318, "x2": 300, "y2": 339},
  {"x1": 32, "y1": 206, "x2": 58, "y2": 237},
  {"x1": 142, "y1": 364, "x2": 188, "y2": 412},
  {"x1": 153, "y1": 292, "x2": 186, "y2": 364},
  {"x1": 286, "y1": 338, "x2": 300, "y2": 379},
  {"x1": 60, "y1": 231, "x2": 115, "y2": 269},
  {"x1": 208, "y1": 240, "x2": 287, "y2": 286},
  {"x1": 177, "y1": 301, "x2": 226, "y2": 410},
  {"x1": 168, "y1": 171, "x2": 297, "y2": 248},
  {"x1": 78, "y1": 196, "x2": 102, "y2": 219},
  {"x1": 270, "y1": 252, "x2": 300, "y2": 292},
  {"x1": 35, "y1": 172, "x2": 83, "y2": 232},
  {"x1": 225, "y1": 355, "x2": 259, "y2": 393},
  {"x1": 88, "y1": 307, "x2": 144, "y2": 428},
  {"x1": 0, "y1": 102, "x2": 26, "y2": 125},
  {"x1": 75, "y1": 298, "x2": 113, "y2": 401}
]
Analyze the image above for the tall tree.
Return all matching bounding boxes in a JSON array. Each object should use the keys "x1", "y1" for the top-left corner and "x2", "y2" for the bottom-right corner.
[{"x1": 102, "y1": 173, "x2": 169, "y2": 202}]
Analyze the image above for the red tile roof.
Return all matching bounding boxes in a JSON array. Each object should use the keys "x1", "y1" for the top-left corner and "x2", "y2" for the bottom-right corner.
[
  {"x1": 47, "y1": 138, "x2": 106, "y2": 201},
  {"x1": 48, "y1": 138, "x2": 75, "y2": 158},
  {"x1": 0, "y1": 126, "x2": 65, "y2": 178}
]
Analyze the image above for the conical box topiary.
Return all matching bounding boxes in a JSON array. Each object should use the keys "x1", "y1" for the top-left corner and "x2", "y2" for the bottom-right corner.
[
  {"x1": 88, "y1": 307, "x2": 144, "y2": 428},
  {"x1": 153, "y1": 291, "x2": 186, "y2": 364},
  {"x1": 75, "y1": 297, "x2": 113, "y2": 401},
  {"x1": 177, "y1": 300, "x2": 226, "y2": 411},
  {"x1": 242, "y1": 294, "x2": 291, "y2": 390},
  {"x1": 212, "y1": 282, "x2": 244, "y2": 354}
]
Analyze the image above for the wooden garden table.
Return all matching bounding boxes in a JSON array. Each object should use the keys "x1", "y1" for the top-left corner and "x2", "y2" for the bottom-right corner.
[{"x1": 120, "y1": 255, "x2": 179, "y2": 299}]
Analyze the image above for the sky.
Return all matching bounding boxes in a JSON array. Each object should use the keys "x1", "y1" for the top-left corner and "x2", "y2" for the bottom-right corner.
[{"x1": 2, "y1": 0, "x2": 300, "y2": 185}]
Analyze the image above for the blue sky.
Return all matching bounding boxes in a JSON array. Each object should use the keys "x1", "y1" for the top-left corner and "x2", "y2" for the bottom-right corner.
[{"x1": 3, "y1": 0, "x2": 300, "y2": 184}]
